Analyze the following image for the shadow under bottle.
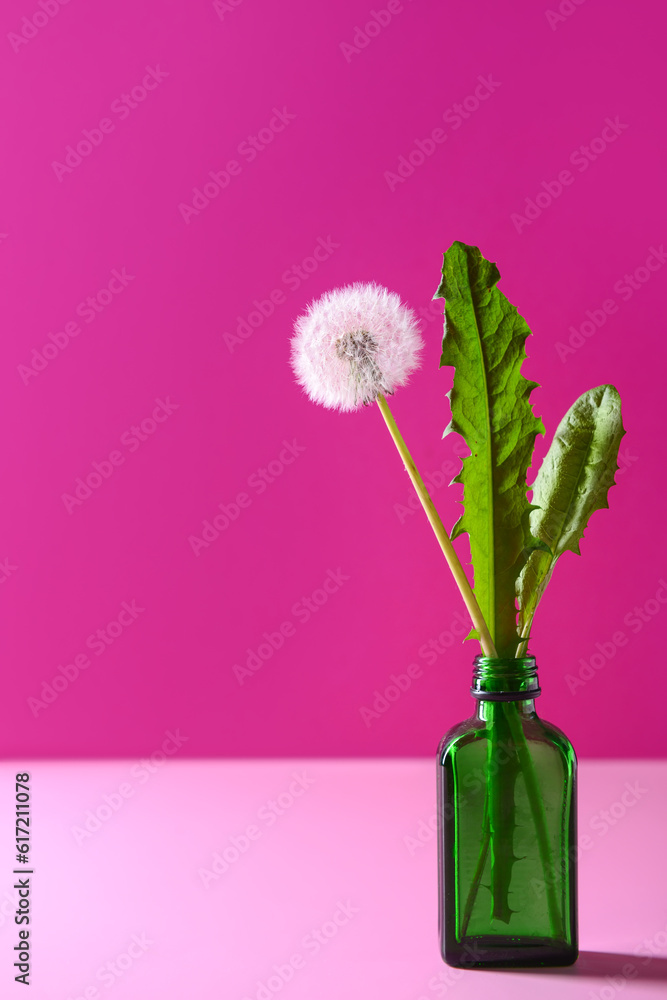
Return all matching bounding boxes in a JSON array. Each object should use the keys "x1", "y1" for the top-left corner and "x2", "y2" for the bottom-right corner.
[{"x1": 437, "y1": 655, "x2": 578, "y2": 968}]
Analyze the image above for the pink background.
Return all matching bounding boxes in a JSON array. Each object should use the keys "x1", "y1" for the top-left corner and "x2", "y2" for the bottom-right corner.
[{"x1": 0, "y1": 0, "x2": 665, "y2": 760}]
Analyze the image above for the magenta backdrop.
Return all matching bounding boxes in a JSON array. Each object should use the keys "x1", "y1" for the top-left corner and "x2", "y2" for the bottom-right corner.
[{"x1": 0, "y1": 0, "x2": 665, "y2": 760}]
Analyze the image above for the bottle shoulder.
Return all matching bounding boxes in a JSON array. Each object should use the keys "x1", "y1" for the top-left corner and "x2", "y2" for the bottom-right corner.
[
  {"x1": 535, "y1": 714, "x2": 578, "y2": 763},
  {"x1": 437, "y1": 710, "x2": 577, "y2": 767},
  {"x1": 437, "y1": 715, "x2": 483, "y2": 762}
]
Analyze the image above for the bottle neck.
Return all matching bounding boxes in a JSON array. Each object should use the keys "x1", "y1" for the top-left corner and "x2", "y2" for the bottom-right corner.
[{"x1": 471, "y1": 655, "x2": 540, "y2": 721}]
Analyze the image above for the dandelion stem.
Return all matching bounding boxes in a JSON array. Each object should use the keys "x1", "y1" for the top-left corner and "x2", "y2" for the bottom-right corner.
[{"x1": 376, "y1": 393, "x2": 497, "y2": 658}]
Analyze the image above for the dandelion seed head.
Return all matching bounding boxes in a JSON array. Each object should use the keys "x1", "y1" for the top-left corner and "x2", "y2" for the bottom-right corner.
[{"x1": 290, "y1": 282, "x2": 422, "y2": 412}]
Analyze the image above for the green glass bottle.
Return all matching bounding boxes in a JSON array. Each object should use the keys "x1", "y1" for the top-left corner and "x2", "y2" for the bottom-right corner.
[{"x1": 437, "y1": 655, "x2": 578, "y2": 968}]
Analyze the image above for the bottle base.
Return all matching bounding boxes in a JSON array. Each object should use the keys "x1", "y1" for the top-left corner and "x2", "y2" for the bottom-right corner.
[{"x1": 444, "y1": 935, "x2": 578, "y2": 969}]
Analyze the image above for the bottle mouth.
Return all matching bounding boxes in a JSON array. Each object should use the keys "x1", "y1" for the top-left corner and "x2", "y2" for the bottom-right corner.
[
  {"x1": 471, "y1": 655, "x2": 540, "y2": 701},
  {"x1": 473, "y1": 655, "x2": 536, "y2": 670}
]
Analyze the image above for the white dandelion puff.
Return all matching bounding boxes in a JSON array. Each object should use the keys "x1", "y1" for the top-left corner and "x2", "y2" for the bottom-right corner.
[{"x1": 290, "y1": 282, "x2": 423, "y2": 412}]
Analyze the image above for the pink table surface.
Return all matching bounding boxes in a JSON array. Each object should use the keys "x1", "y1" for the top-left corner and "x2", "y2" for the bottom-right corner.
[{"x1": 0, "y1": 759, "x2": 665, "y2": 999}]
